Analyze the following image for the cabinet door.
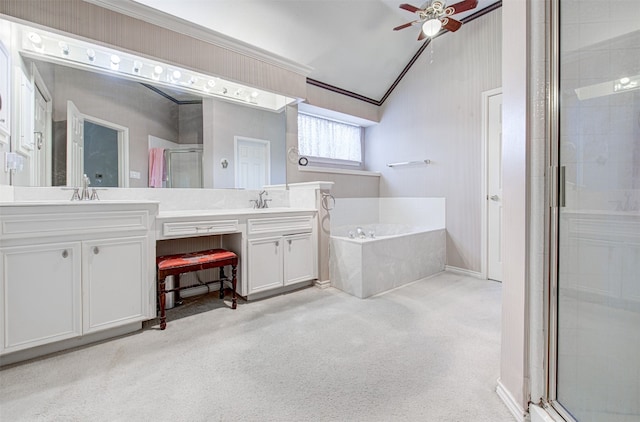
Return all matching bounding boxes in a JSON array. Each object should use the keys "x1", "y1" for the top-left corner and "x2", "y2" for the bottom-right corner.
[
  {"x1": 247, "y1": 236, "x2": 283, "y2": 294},
  {"x1": 0, "y1": 242, "x2": 81, "y2": 354},
  {"x1": 82, "y1": 236, "x2": 147, "y2": 334},
  {"x1": 284, "y1": 233, "x2": 316, "y2": 286}
]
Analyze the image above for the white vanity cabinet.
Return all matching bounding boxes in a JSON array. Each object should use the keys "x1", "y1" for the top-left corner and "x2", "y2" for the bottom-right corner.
[
  {"x1": 0, "y1": 242, "x2": 82, "y2": 352},
  {"x1": 247, "y1": 236, "x2": 283, "y2": 293},
  {"x1": 283, "y1": 233, "x2": 316, "y2": 285},
  {"x1": 0, "y1": 202, "x2": 157, "y2": 356},
  {"x1": 155, "y1": 208, "x2": 318, "y2": 299},
  {"x1": 82, "y1": 236, "x2": 148, "y2": 334},
  {"x1": 246, "y1": 215, "x2": 317, "y2": 295}
]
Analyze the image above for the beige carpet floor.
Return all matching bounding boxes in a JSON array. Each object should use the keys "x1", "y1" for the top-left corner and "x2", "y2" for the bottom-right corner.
[{"x1": 0, "y1": 271, "x2": 513, "y2": 421}]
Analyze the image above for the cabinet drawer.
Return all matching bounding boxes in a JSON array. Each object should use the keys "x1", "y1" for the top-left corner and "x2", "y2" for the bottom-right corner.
[
  {"x1": 162, "y1": 219, "x2": 239, "y2": 238},
  {"x1": 1, "y1": 210, "x2": 149, "y2": 240},
  {"x1": 248, "y1": 216, "x2": 313, "y2": 236}
]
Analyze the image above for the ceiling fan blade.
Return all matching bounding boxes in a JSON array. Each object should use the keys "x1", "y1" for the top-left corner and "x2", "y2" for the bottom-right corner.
[
  {"x1": 417, "y1": 30, "x2": 427, "y2": 41},
  {"x1": 441, "y1": 17, "x2": 463, "y2": 32},
  {"x1": 399, "y1": 3, "x2": 422, "y2": 13},
  {"x1": 444, "y1": 0, "x2": 478, "y2": 15},
  {"x1": 393, "y1": 20, "x2": 419, "y2": 31}
]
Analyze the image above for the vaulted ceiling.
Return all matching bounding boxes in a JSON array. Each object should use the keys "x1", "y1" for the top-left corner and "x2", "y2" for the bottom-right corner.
[{"x1": 96, "y1": 0, "x2": 501, "y2": 103}]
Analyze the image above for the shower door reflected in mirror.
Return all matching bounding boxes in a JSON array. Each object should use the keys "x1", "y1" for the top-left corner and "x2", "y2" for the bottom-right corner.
[
  {"x1": 165, "y1": 148, "x2": 203, "y2": 188},
  {"x1": 555, "y1": 1, "x2": 640, "y2": 421}
]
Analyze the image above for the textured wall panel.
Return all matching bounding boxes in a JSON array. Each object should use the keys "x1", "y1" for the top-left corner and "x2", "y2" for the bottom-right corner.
[{"x1": 366, "y1": 11, "x2": 502, "y2": 272}]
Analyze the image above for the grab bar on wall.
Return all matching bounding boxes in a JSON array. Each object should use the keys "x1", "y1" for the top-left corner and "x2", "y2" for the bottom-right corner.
[{"x1": 386, "y1": 159, "x2": 431, "y2": 168}]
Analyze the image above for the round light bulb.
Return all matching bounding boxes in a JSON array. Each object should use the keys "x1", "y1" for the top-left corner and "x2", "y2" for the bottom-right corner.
[
  {"x1": 154, "y1": 65, "x2": 163, "y2": 75},
  {"x1": 251, "y1": 91, "x2": 259, "y2": 98},
  {"x1": 86, "y1": 48, "x2": 96, "y2": 61},
  {"x1": 422, "y1": 19, "x2": 442, "y2": 37},
  {"x1": 28, "y1": 32, "x2": 43, "y2": 48},
  {"x1": 172, "y1": 70, "x2": 181, "y2": 81},
  {"x1": 620, "y1": 77, "x2": 630, "y2": 85},
  {"x1": 110, "y1": 54, "x2": 120, "y2": 70},
  {"x1": 59, "y1": 41, "x2": 70, "y2": 55}
]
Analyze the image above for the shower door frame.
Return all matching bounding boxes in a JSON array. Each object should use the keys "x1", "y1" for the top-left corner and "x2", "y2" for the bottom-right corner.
[
  {"x1": 546, "y1": 0, "x2": 570, "y2": 419},
  {"x1": 545, "y1": 1, "x2": 638, "y2": 420},
  {"x1": 546, "y1": 0, "x2": 581, "y2": 420}
]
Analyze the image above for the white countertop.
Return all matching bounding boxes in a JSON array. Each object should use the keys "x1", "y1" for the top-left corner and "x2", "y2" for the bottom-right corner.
[
  {"x1": 0, "y1": 200, "x2": 160, "y2": 207},
  {"x1": 157, "y1": 207, "x2": 317, "y2": 219}
]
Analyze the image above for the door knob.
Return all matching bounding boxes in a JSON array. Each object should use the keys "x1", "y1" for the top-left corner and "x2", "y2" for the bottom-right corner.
[{"x1": 490, "y1": 195, "x2": 500, "y2": 201}]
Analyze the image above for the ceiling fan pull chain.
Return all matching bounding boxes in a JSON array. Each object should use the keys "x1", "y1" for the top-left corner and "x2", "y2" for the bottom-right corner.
[{"x1": 430, "y1": 41, "x2": 435, "y2": 64}]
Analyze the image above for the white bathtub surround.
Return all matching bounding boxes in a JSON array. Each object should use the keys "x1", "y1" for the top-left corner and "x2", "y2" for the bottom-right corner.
[
  {"x1": 330, "y1": 197, "x2": 445, "y2": 230},
  {"x1": 330, "y1": 225, "x2": 446, "y2": 298},
  {"x1": 329, "y1": 197, "x2": 446, "y2": 298}
]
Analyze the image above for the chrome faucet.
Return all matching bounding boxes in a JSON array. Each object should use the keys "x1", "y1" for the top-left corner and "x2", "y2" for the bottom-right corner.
[
  {"x1": 68, "y1": 174, "x2": 99, "y2": 201},
  {"x1": 81, "y1": 174, "x2": 91, "y2": 200},
  {"x1": 250, "y1": 190, "x2": 272, "y2": 209}
]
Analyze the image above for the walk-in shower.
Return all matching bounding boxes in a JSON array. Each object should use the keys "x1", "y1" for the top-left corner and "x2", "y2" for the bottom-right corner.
[{"x1": 165, "y1": 147, "x2": 203, "y2": 188}]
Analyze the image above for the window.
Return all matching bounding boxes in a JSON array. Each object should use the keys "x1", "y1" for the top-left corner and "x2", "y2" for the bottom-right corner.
[{"x1": 297, "y1": 113, "x2": 362, "y2": 166}]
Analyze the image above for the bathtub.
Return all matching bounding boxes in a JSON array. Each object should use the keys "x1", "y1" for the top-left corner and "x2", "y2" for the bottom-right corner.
[{"x1": 329, "y1": 223, "x2": 446, "y2": 298}]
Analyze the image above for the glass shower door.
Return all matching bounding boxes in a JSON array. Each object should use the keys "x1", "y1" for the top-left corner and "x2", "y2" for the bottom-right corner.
[
  {"x1": 555, "y1": 1, "x2": 640, "y2": 421},
  {"x1": 165, "y1": 148, "x2": 203, "y2": 188}
]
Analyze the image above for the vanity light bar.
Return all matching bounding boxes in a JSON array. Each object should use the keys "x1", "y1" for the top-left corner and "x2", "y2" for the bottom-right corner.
[{"x1": 19, "y1": 26, "x2": 294, "y2": 112}]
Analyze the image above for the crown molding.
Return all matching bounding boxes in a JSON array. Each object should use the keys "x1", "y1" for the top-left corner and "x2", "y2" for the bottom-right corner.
[{"x1": 84, "y1": 0, "x2": 314, "y2": 77}]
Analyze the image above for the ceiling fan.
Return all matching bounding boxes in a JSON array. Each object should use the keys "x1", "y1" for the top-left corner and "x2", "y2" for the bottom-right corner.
[{"x1": 393, "y1": 0, "x2": 479, "y2": 41}]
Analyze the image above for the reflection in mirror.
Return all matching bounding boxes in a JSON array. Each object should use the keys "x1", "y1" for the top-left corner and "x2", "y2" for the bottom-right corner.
[
  {"x1": 25, "y1": 58, "x2": 286, "y2": 188},
  {"x1": 149, "y1": 134, "x2": 203, "y2": 189},
  {"x1": 2, "y1": 18, "x2": 290, "y2": 189},
  {"x1": 65, "y1": 99, "x2": 129, "y2": 188}
]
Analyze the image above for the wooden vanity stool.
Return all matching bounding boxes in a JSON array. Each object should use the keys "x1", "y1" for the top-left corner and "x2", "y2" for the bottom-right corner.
[{"x1": 156, "y1": 249, "x2": 238, "y2": 330}]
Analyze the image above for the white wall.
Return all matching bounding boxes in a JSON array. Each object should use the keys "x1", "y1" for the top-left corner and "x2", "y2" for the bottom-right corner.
[
  {"x1": 331, "y1": 197, "x2": 445, "y2": 231},
  {"x1": 365, "y1": 11, "x2": 502, "y2": 272},
  {"x1": 498, "y1": 0, "x2": 529, "y2": 416}
]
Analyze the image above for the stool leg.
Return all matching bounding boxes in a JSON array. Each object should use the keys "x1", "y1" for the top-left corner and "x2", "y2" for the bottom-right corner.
[
  {"x1": 159, "y1": 276, "x2": 167, "y2": 330},
  {"x1": 231, "y1": 265, "x2": 237, "y2": 309},
  {"x1": 219, "y1": 267, "x2": 225, "y2": 299},
  {"x1": 175, "y1": 274, "x2": 182, "y2": 306}
]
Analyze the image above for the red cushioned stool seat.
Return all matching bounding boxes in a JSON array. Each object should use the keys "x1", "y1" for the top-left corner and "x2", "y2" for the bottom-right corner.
[{"x1": 156, "y1": 248, "x2": 238, "y2": 330}]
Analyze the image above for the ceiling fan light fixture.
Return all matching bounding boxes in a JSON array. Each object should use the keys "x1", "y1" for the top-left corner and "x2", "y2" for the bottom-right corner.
[{"x1": 422, "y1": 18, "x2": 442, "y2": 37}]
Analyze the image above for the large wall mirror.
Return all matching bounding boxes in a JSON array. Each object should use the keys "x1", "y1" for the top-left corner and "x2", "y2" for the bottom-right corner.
[{"x1": 2, "y1": 18, "x2": 289, "y2": 190}]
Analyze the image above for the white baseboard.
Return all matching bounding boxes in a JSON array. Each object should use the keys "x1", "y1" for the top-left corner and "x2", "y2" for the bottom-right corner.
[
  {"x1": 314, "y1": 279, "x2": 331, "y2": 289},
  {"x1": 496, "y1": 379, "x2": 528, "y2": 422},
  {"x1": 445, "y1": 265, "x2": 484, "y2": 279},
  {"x1": 530, "y1": 403, "x2": 559, "y2": 422},
  {"x1": 0, "y1": 322, "x2": 141, "y2": 367}
]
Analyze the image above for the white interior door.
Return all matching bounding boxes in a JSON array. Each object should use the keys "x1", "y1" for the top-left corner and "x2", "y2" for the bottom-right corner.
[
  {"x1": 487, "y1": 92, "x2": 503, "y2": 281},
  {"x1": 235, "y1": 136, "x2": 270, "y2": 190},
  {"x1": 33, "y1": 86, "x2": 48, "y2": 186},
  {"x1": 66, "y1": 100, "x2": 84, "y2": 187}
]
